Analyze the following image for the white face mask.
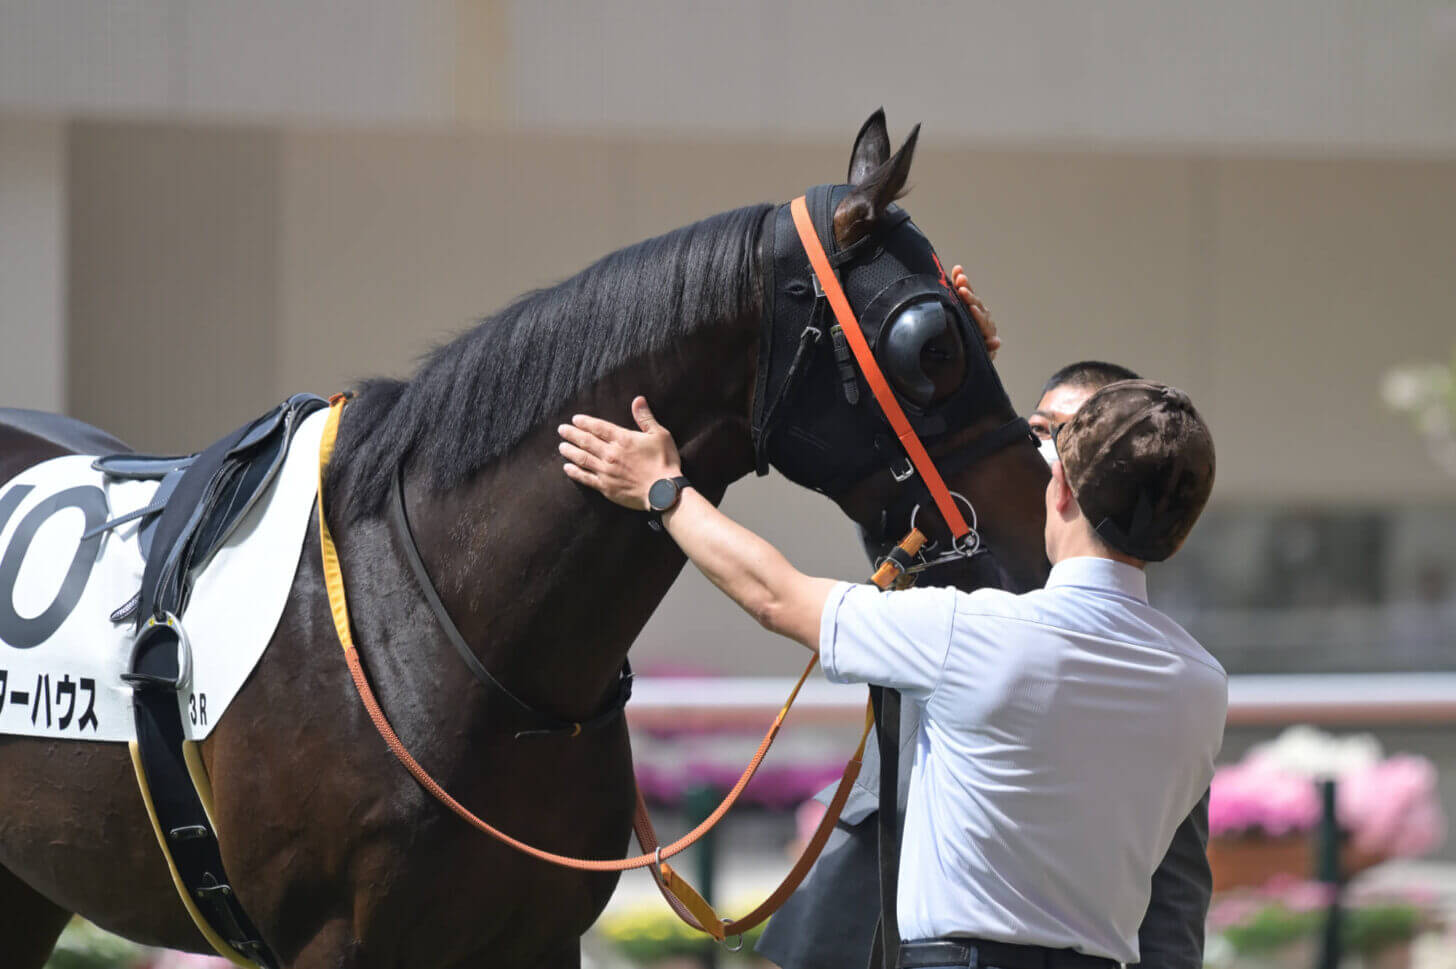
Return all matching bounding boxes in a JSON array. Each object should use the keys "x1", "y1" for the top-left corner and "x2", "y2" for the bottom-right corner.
[{"x1": 1038, "y1": 436, "x2": 1059, "y2": 466}]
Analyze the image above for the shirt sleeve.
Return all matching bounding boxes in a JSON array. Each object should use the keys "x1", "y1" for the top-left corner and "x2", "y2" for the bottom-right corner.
[{"x1": 819, "y1": 581, "x2": 957, "y2": 700}]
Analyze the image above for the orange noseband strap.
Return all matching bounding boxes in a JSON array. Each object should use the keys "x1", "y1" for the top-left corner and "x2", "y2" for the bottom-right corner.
[{"x1": 789, "y1": 196, "x2": 970, "y2": 539}]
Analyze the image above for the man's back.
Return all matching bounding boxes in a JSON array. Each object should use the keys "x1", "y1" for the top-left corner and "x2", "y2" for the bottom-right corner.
[{"x1": 821, "y1": 557, "x2": 1227, "y2": 963}]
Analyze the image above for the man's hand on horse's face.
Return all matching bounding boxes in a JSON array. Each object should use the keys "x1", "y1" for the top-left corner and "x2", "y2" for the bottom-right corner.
[
  {"x1": 951, "y1": 264, "x2": 1000, "y2": 360},
  {"x1": 559, "y1": 397, "x2": 683, "y2": 510}
]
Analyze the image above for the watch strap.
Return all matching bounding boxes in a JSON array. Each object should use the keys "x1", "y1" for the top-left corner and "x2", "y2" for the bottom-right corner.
[{"x1": 647, "y1": 475, "x2": 692, "y2": 530}]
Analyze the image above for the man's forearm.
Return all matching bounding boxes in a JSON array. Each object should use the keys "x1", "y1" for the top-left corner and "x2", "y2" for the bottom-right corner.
[{"x1": 663, "y1": 489, "x2": 836, "y2": 649}]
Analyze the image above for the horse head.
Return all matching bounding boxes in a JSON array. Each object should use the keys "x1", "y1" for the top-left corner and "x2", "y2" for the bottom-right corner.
[{"x1": 752, "y1": 109, "x2": 1051, "y2": 592}]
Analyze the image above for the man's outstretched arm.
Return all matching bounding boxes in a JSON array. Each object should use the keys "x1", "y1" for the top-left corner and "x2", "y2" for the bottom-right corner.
[{"x1": 558, "y1": 397, "x2": 836, "y2": 650}]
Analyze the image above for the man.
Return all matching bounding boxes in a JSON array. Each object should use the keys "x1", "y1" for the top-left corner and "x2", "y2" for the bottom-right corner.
[
  {"x1": 557, "y1": 372, "x2": 1224, "y2": 966},
  {"x1": 756, "y1": 286, "x2": 1211, "y2": 969}
]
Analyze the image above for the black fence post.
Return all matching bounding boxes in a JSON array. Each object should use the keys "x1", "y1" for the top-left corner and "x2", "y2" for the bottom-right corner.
[{"x1": 1314, "y1": 777, "x2": 1343, "y2": 969}]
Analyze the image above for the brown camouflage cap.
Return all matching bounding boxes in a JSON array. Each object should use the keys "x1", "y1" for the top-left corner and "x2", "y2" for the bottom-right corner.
[{"x1": 1055, "y1": 380, "x2": 1215, "y2": 562}]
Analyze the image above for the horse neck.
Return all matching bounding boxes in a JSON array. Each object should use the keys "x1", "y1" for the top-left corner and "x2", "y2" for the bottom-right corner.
[{"x1": 403, "y1": 283, "x2": 764, "y2": 723}]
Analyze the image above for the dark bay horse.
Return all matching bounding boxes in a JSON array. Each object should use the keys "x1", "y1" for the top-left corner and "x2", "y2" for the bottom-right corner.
[{"x1": 0, "y1": 112, "x2": 1049, "y2": 969}]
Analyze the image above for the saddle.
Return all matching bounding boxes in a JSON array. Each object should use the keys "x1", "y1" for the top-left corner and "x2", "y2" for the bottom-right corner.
[
  {"x1": 93, "y1": 392, "x2": 328, "y2": 625},
  {"x1": 91, "y1": 392, "x2": 326, "y2": 969}
]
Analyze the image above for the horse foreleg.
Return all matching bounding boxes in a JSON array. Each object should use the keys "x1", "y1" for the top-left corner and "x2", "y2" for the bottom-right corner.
[{"x1": 0, "y1": 863, "x2": 74, "y2": 969}]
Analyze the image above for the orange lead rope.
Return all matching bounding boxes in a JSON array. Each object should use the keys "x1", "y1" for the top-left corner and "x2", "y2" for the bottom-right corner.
[
  {"x1": 316, "y1": 395, "x2": 878, "y2": 941},
  {"x1": 789, "y1": 195, "x2": 971, "y2": 540}
]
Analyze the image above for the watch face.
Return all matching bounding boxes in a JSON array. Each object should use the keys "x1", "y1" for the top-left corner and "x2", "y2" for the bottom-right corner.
[{"x1": 648, "y1": 478, "x2": 679, "y2": 512}]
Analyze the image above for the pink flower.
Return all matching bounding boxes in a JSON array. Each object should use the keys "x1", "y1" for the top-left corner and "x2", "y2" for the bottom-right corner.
[
  {"x1": 1268, "y1": 876, "x2": 1336, "y2": 913},
  {"x1": 144, "y1": 952, "x2": 234, "y2": 969},
  {"x1": 1207, "y1": 894, "x2": 1266, "y2": 930},
  {"x1": 796, "y1": 798, "x2": 828, "y2": 847},
  {"x1": 1209, "y1": 762, "x2": 1320, "y2": 837},
  {"x1": 1338, "y1": 756, "x2": 1446, "y2": 858},
  {"x1": 1209, "y1": 728, "x2": 1446, "y2": 860}
]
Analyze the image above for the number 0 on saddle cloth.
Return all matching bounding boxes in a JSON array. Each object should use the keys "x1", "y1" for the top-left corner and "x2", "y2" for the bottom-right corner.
[{"x1": 0, "y1": 409, "x2": 328, "y2": 743}]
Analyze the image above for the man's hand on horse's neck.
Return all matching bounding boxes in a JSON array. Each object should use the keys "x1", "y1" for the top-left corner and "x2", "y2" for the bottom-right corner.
[{"x1": 560, "y1": 396, "x2": 834, "y2": 650}]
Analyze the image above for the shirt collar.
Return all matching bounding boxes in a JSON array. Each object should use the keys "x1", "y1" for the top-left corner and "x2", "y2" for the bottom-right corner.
[{"x1": 1044, "y1": 556, "x2": 1149, "y2": 604}]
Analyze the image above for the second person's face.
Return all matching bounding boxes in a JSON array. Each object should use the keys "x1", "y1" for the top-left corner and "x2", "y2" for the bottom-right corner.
[
  {"x1": 1029, "y1": 382, "x2": 1097, "y2": 441},
  {"x1": 1030, "y1": 382, "x2": 1097, "y2": 465}
]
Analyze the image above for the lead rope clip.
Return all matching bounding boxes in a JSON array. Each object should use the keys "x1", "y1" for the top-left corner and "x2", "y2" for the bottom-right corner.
[{"x1": 719, "y1": 919, "x2": 744, "y2": 952}]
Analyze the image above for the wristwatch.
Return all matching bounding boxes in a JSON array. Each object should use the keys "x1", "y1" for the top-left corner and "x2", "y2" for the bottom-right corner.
[{"x1": 646, "y1": 475, "x2": 692, "y2": 531}]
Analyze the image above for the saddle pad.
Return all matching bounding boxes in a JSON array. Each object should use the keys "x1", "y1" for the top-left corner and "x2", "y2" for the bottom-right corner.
[{"x1": 0, "y1": 409, "x2": 327, "y2": 742}]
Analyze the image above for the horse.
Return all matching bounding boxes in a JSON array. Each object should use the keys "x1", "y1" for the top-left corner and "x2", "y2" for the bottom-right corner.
[{"x1": 0, "y1": 111, "x2": 1050, "y2": 969}]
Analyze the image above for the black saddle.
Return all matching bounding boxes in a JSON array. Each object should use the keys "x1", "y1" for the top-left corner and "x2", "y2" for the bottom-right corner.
[{"x1": 92, "y1": 393, "x2": 327, "y2": 627}]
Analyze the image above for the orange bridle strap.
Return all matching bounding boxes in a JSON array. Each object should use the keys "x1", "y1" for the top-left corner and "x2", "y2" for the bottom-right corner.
[
  {"x1": 789, "y1": 196, "x2": 970, "y2": 539},
  {"x1": 315, "y1": 395, "x2": 876, "y2": 941}
]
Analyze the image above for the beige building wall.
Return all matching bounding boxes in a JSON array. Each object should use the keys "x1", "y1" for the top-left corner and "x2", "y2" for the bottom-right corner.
[
  {"x1": 62, "y1": 122, "x2": 1456, "y2": 670},
  {"x1": 67, "y1": 123, "x2": 281, "y2": 451},
  {"x1": 8, "y1": 1, "x2": 1454, "y2": 155},
  {"x1": 0, "y1": 117, "x2": 65, "y2": 412}
]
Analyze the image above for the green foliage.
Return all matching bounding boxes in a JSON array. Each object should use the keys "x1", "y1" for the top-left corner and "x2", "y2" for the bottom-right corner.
[
  {"x1": 45, "y1": 919, "x2": 149, "y2": 969},
  {"x1": 1221, "y1": 903, "x2": 1323, "y2": 955},
  {"x1": 596, "y1": 905, "x2": 768, "y2": 964},
  {"x1": 1341, "y1": 903, "x2": 1424, "y2": 957},
  {"x1": 1219, "y1": 899, "x2": 1425, "y2": 959}
]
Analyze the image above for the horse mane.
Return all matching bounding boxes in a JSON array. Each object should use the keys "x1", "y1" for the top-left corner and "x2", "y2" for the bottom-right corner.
[{"x1": 326, "y1": 203, "x2": 774, "y2": 522}]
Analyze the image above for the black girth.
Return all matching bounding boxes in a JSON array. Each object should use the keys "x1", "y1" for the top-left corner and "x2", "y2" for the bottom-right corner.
[{"x1": 387, "y1": 470, "x2": 633, "y2": 739}]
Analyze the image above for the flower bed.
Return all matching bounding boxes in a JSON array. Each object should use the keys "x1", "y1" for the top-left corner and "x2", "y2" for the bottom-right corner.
[
  {"x1": 1206, "y1": 880, "x2": 1435, "y2": 969},
  {"x1": 1209, "y1": 727, "x2": 1445, "y2": 891}
]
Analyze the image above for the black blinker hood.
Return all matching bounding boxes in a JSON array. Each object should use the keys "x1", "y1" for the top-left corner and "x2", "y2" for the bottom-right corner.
[{"x1": 750, "y1": 183, "x2": 1017, "y2": 497}]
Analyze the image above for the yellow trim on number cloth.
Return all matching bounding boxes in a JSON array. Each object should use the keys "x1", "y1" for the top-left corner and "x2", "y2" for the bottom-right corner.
[
  {"x1": 317, "y1": 397, "x2": 356, "y2": 653},
  {"x1": 182, "y1": 740, "x2": 221, "y2": 834},
  {"x1": 128, "y1": 741, "x2": 265, "y2": 969}
]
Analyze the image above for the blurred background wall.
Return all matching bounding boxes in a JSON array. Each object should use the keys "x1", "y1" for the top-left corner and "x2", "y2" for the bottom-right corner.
[{"x1": 1, "y1": 0, "x2": 1453, "y2": 677}]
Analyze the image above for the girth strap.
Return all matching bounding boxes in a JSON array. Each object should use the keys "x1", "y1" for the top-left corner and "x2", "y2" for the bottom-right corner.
[{"x1": 125, "y1": 615, "x2": 278, "y2": 969}]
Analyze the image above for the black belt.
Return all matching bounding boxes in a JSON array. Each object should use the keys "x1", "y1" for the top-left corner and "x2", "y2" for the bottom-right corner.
[{"x1": 898, "y1": 938, "x2": 1118, "y2": 969}]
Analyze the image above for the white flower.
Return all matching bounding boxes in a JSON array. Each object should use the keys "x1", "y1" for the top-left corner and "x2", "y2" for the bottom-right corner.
[
  {"x1": 1202, "y1": 934, "x2": 1236, "y2": 968},
  {"x1": 1411, "y1": 931, "x2": 1456, "y2": 969},
  {"x1": 1381, "y1": 355, "x2": 1456, "y2": 478},
  {"x1": 1245, "y1": 725, "x2": 1383, "y2": 778},
  {"x1": 1383, "y1": 367, "x2": 1436, "y2": 411}
]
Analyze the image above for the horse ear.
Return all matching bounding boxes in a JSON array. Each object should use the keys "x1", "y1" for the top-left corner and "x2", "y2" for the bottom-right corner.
[
  {"x1": 833, "y1": 123, "x2": 919, "y2": 248},
  {"x1": 847, "y1": 108, "x2": 892, "y2": 184}
]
